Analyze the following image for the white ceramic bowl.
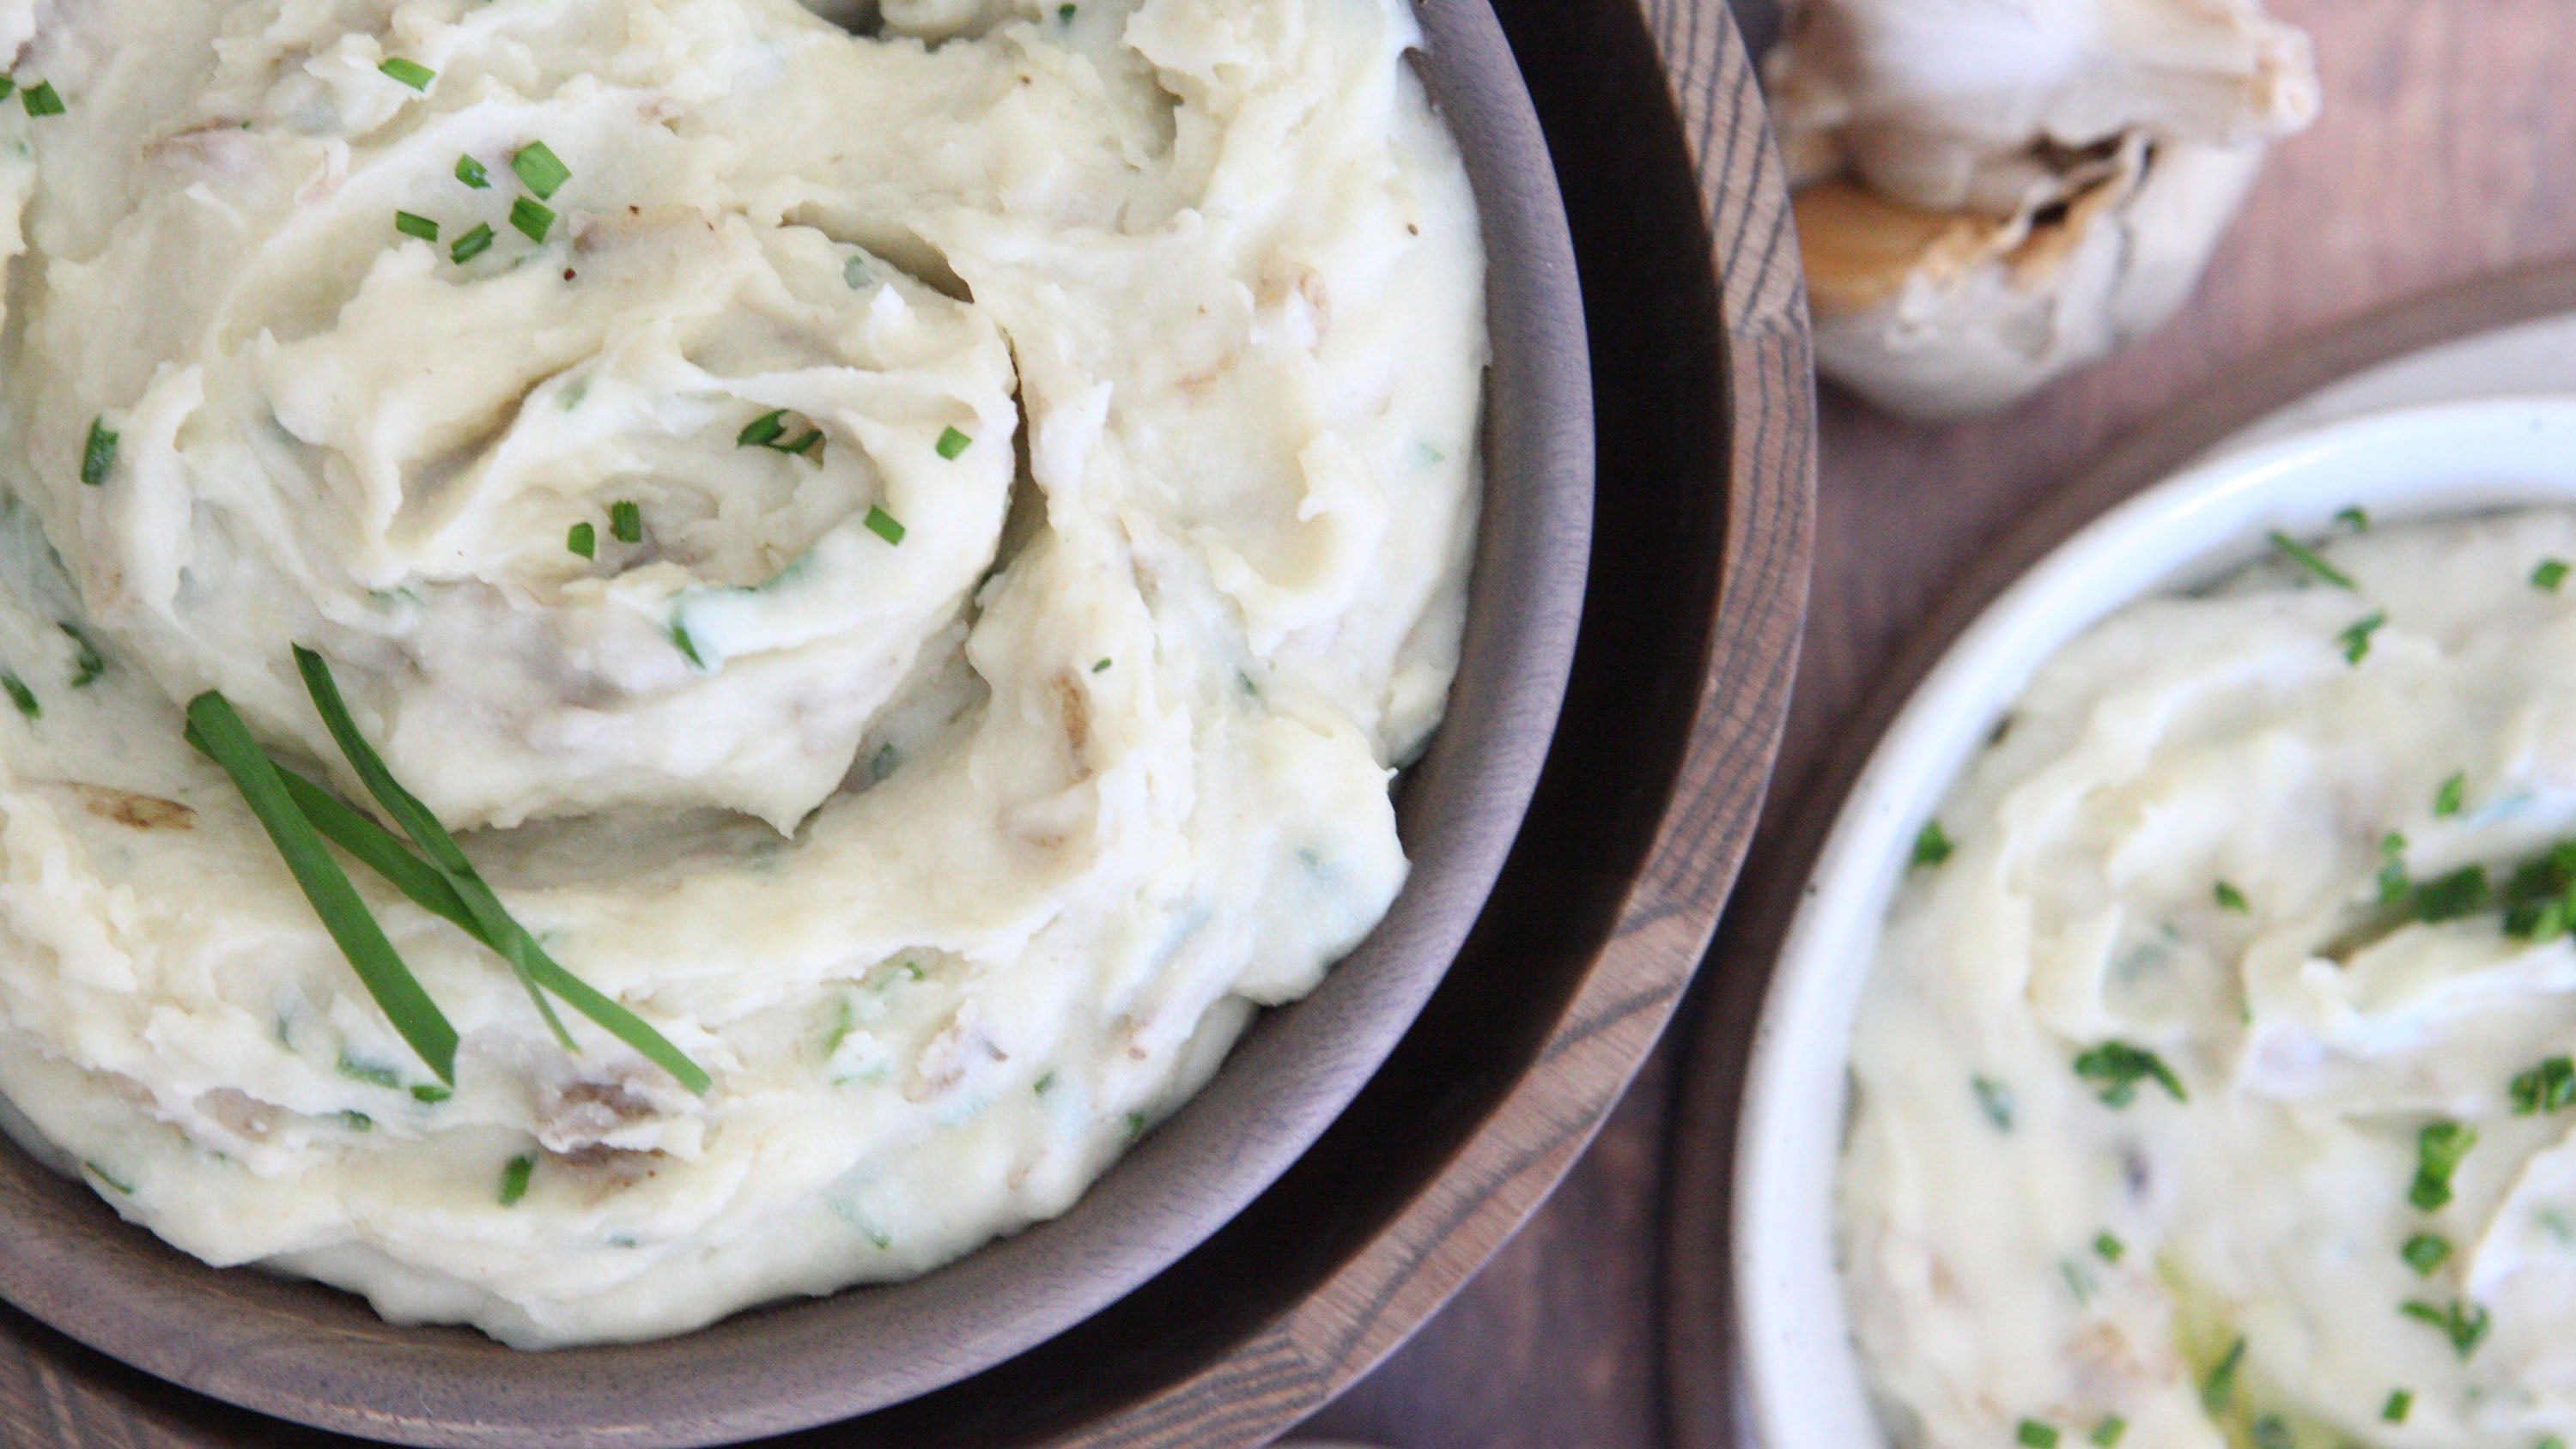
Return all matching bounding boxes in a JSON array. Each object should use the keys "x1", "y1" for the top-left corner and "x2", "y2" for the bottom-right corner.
[{"x1": 1734, "y1": 395, "x2": 2576, "y2": 1449}]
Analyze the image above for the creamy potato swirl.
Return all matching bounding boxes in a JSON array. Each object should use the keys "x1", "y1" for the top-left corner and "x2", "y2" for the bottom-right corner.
[{"x1": 0, "y1": 0, "x2": 1484, "y2": 1345}]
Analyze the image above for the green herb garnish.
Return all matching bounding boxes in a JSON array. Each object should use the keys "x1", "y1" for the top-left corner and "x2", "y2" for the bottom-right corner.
[
  {"x1": 610, "y1": 500, "x2": 641, "y2": 544},
  {"x1": 2214, "y1": 881, "x2": 2249, "y2": 912},
  {"x1": 2087, "y1": 1418, "x2": 2125, "y2": 1447},
  {"x1": 455, "y1": 153, "x2": 490, "y2": 189},
  {"x1": 19, "y1": 81, "x2": 63, "y2": 117},
  {"x1": 738, "y1": 409, "x2": 789, "y2": 448},
  {"x1": 2093, "y1": 1233, "x2": 2124, "y2": 1264},
  {"x1": 2537, "y1": 559, "x2": 2572, "y2": 593},
  {"x1": 567, "y1": 521, "x2": 595, "y2": 559},
  {"x1": 82, "y1": 1161, "x2": 131, "y2": 1195},
  {"x1": 284, "y1": 648, "x2": 711, "y2": 1093},
  {"x1": 1970, "y1": 1075, "x2": 2014, "y2": 1131},
  {"x1": 3, "y1": 672, "x2": 36, "y2": 721},
  {"x1": 80, "y1": 415, "x2": 118, "y2": 487},
  {"x1": 1092, "y1": 658, "x2": 1112, "y2": 674},
  {"x1": 865, "y1": 505, "x2": 906, "y2": 547},
  {"x1": 2073, "y1": 1041, "x2": 2185, "y2": 1108},
  {"x1": 2269, "y1": 530, "x2": 2356, "y2": 590},
  {"x1": 671, "y1": 621, "x2": 705, "y2": 670},
  {"x1": 2378, "y1": 831, "x2": 2411, "y2": 904},
  {"x1": 2382, "y1": 1388, "x2": 2413, "y2": 1423},
  {"x1": 2410, "y1": 1120, "x2": 2476, "y2": 1211},
  {"x1": 377, "y1": 58, "x2": 435, "y2": 92},
  {"x1": 2336, "y1": 505, "x2": 2370, "y2": 532},
  {"x1": 781, "y1": 429, "x2": 823, "y2": 458},
  {"x1": 1125, "y1": 1111, "x2": 1148, "y2": 1139},
  {"x1": 2402, "y1": 1232, "x2": 2452, "y2": 1276},
  {"x1": 411, "y1": 1082, "x2": 452, "y2": 1103},
  {"x1": 1911, "y1": 821, "x2": 1954, "y2": 870},
  {"x1": 2413, "y1": 864, "x2": 2491, "y2": 922},
  {"x1": 335, "y1": 1052, "x2": 400, "y2": 1089},
  {"x1": 185, "y1": 691, "x2": 459, "y2": 1082},
  {"x1": 498, "y1": 1154, "x2": 534, "y2": 1206},
  {"x1": 2202, "y1": 1336, "x2": 2247, "y2": 1412},
  {"x1": 450, "y1": 222, "x2": 495, "y2": 264},
  {"x1": 2436, "y1": 771, "x2": 2466, "y2": 818},
  {"x1": 2512, "y1": 1056, "x2": 2576, "y2": 1114},
  {"x1": 2340, "y1": 610, "x2": 2386, "y2": 664},
  {"x1": 2016, "y1": 1422, "x2": 2059, "y2": 1449},
  {"x1": 508, "y1": 196, "x2": 554, "y2": 244},
  {"x1": 1058, "y1": 2, "x2": 1076, "y2": 19},
  {"x1": 511, "y1": 140, "x2": 570, "y2": 200},
  {"x1": 936, "y1": 426, "x2": 973, "y2": 460},
  {"x1": 2401, "y1": 1297, "x2": 2490, "y2": 1357},
  {"x1": 393, "y1": 210, "x2": 439, "y2": 242},
  {"x1": 61, "y1": 623, "x2": 103, "y2": 687}
]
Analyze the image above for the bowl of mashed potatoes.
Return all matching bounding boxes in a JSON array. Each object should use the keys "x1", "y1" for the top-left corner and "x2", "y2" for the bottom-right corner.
[
  {"x1": 1739, "y1": 395, "x2": 2576, "y2": 1449},
  {"x1": 0, "y1": 0, "x2": 1590, "y2": 1442}
]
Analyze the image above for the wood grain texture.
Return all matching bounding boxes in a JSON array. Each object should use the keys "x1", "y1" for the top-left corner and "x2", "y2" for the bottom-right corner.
[
  {"x1": 1642, "y1": 5, "x2": 2576, "y2": 1449},
  {"x1": 0, "y1": 2, "x2": 1812, "y2": 1447}
]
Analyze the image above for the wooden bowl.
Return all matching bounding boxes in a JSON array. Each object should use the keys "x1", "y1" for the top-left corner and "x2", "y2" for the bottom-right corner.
[
  {"x1": 0, "y1": 3, "x2": 1599, "y2": 1446},
  {"x1": 0, "y1": 0, "x2": 1814, "y2": 1443}
]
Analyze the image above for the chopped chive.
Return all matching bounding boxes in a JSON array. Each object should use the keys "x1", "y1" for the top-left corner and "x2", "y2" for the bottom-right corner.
[
  {"x1": 2511, "y1": 1056, "x2": 2576, "y2": 1114},
  {"x1": 781, "y1": 429, "x2": 824, "y2": 458},
  {"x1": 454, "y1": 153, "x2": 490, "y2": 189},
  {"x1": 377, "y1": 58, "x2": 434, "y2": 92},
  {"x1": 81, "y1": 415, "x2": 118, "y2": 487},
  {"x1": 1092, "y1": 658, "x2": 1113, "y2": 674},
  {"x1": 61, "y1": 623, "x2": 103, "y2": 687},
  {"x1": 567, "y1": 521, "x2": 595, "y2": 559},
  {"x1": 508, "y1": 195, "x2": 554, "y2": 244},
  {"x1": 865, "y1": 505, "x2": 906, "y2": 546},
  {"x1": 19, "y1": 80, "x2": 63, "y2": 117},
  {"x1": 2382, "y1": 1389, "x2": 2413, "y2": 1424},
  {"x1": 868, "y1": 742, "x2": 900, "y2": 783},
  {"x1": 82, "y1": 1161, "x2": 132, "y2": 1195},
  {"x1": 1125, "y1": 1111, "x2": 1147, "y2": 1139},
  {"x1": 411, "y1": 1082, "x2": 452, "y2": 1103},
  {"x1": 1971, "y1": 1075, "x2": 2014, "y2": 1132},
  {"x1": 2087, "y1": 1418, "x2": 2125, "y2": 1447},
  {"x1": 2336, "y1": 505, "x2": 2370, "y2": 532},
  {"x1": 335, "y1": 1052, "x2": 400, "y2": 1089},
  {"x1": 3, "y1": 672, "x2": 36, "y2": 720},
  {"x1": 2436, "y1": 771, "x2": 2466, "y2": 818},
  {"x1": 2537, "y1": 559, "x2": 2572, "y2": 594},
  {"x1": 2269, "y1": 530, "x2": 2356, "y2": 590},
  {"x1": 185, "y1": 691, "x2": 459, "y2": 1082},
  {"x1": 1911, "y1": 821, "x2": 1954, "y2": 870},
  {"x1": 2401, "y1": 1297, "x2": 2490, "y2": 1357},
  {"x1": 1059, "y1": 2, "x2": 1077, "y2": 18},
  {"x1": 2214, "y1": 881, "x2": 2249, "y2": 912},
  {"x1": 338, "y1": 1110, "x2": 373, "y2": 1131},
  {"x1": 671, "y1": 621, "x2": 705, "y2": 670},
  {"x1": 393, "y1": 210, "x2": 439, "y2": 242},
  {"x1": 2413, "y1": 864, "x2": 2490, "y2": 922},
  {"x1": 2072, "y1": 1041, "x2": 2186, "y2": 1108},
  {"x1": 2093, "y1": 1232, "x2": 2124, "y2": 1264},
  {"x1": 2201, "y1": 1336, "x2": 2246, "y2": 1413},
  {"x1": 2410, "y1": 1120, "x2": 2476, "y2": 1211},
  {"x1": 2379, "y1": 831, "x2": 2412, "y2": 904},
  {"x1": 936, "y1": 426, "x2": 973, "y2": 460},
  {"x1": 2340, "y1": 609, "x2": 2386, "y2": 664},
  {"x1": 609, "y1": 500, "x2": 641, "y2": 543},
  {"x1": 450, "y1": 222, "x2": 495, "y2": 264},
  {"x1": 2402, "y1": 1232, "x2": 2452, "y2": 1276},
  {"x1": 737, "y1": 409, "x2": 789, "y2": 448},
  {"x1": 0, "y1": 78, "x2": 18, "y2": 104},
  {"x1": 2016, "y1": 1422, "x2": 2059, "y2": 1448},
  {"x1": 288, "y1": 649, "x2": 711, "y2": 1093},
  {"x1": 510, "y1": 139, "x2": 570, "y2": 200},
  {"x1": 498, "y1": 1154, "x2": 534, "y2": 1206},
  {"x1": 1034, "y1": 1071, "x2": 1057, "y2": 1096}
]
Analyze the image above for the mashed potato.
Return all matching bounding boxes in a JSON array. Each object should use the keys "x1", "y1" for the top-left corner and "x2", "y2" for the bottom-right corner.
[
  {"x1": 0, "y1": 0, "x2": 1483, "y2": 1346},
  {"x1": 1844, "y1": 512, "x2": 2576, "y2": 1448}
]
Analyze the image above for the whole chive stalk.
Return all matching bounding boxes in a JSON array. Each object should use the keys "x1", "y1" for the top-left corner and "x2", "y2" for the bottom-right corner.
[
  {"x1": 286, "y1": 650, "x2": 711, "y2": 1094},
  {"x1": 185, "y1": 692, "x2": 458, "y2": 1082}
]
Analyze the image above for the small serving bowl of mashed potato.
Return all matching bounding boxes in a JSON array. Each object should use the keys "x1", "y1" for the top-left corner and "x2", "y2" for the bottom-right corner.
[{"x1": 1739, "y1": 395, "x2": 2576, "y2": 1449}]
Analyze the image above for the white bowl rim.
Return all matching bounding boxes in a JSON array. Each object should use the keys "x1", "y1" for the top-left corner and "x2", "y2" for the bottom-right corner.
[{"x1": 1732, "y1": 393, "x2": 2576, "y2": 1449}]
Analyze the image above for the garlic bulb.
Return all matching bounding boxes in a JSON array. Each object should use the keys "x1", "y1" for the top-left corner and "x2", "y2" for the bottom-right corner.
[{"x1": 1769, "y1": 0, "x2": 2319, "y2": 421}]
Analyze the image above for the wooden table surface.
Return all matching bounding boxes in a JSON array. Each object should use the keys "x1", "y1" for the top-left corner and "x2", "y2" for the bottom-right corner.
[{"x1": 1297, "y1": 2, "x2": 2576, "y2": 1445}]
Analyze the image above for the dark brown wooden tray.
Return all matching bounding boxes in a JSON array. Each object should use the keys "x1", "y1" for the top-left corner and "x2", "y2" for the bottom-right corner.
[{"x1": 0, "y1": 0, "x2": 1814, "y2": 1444}]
